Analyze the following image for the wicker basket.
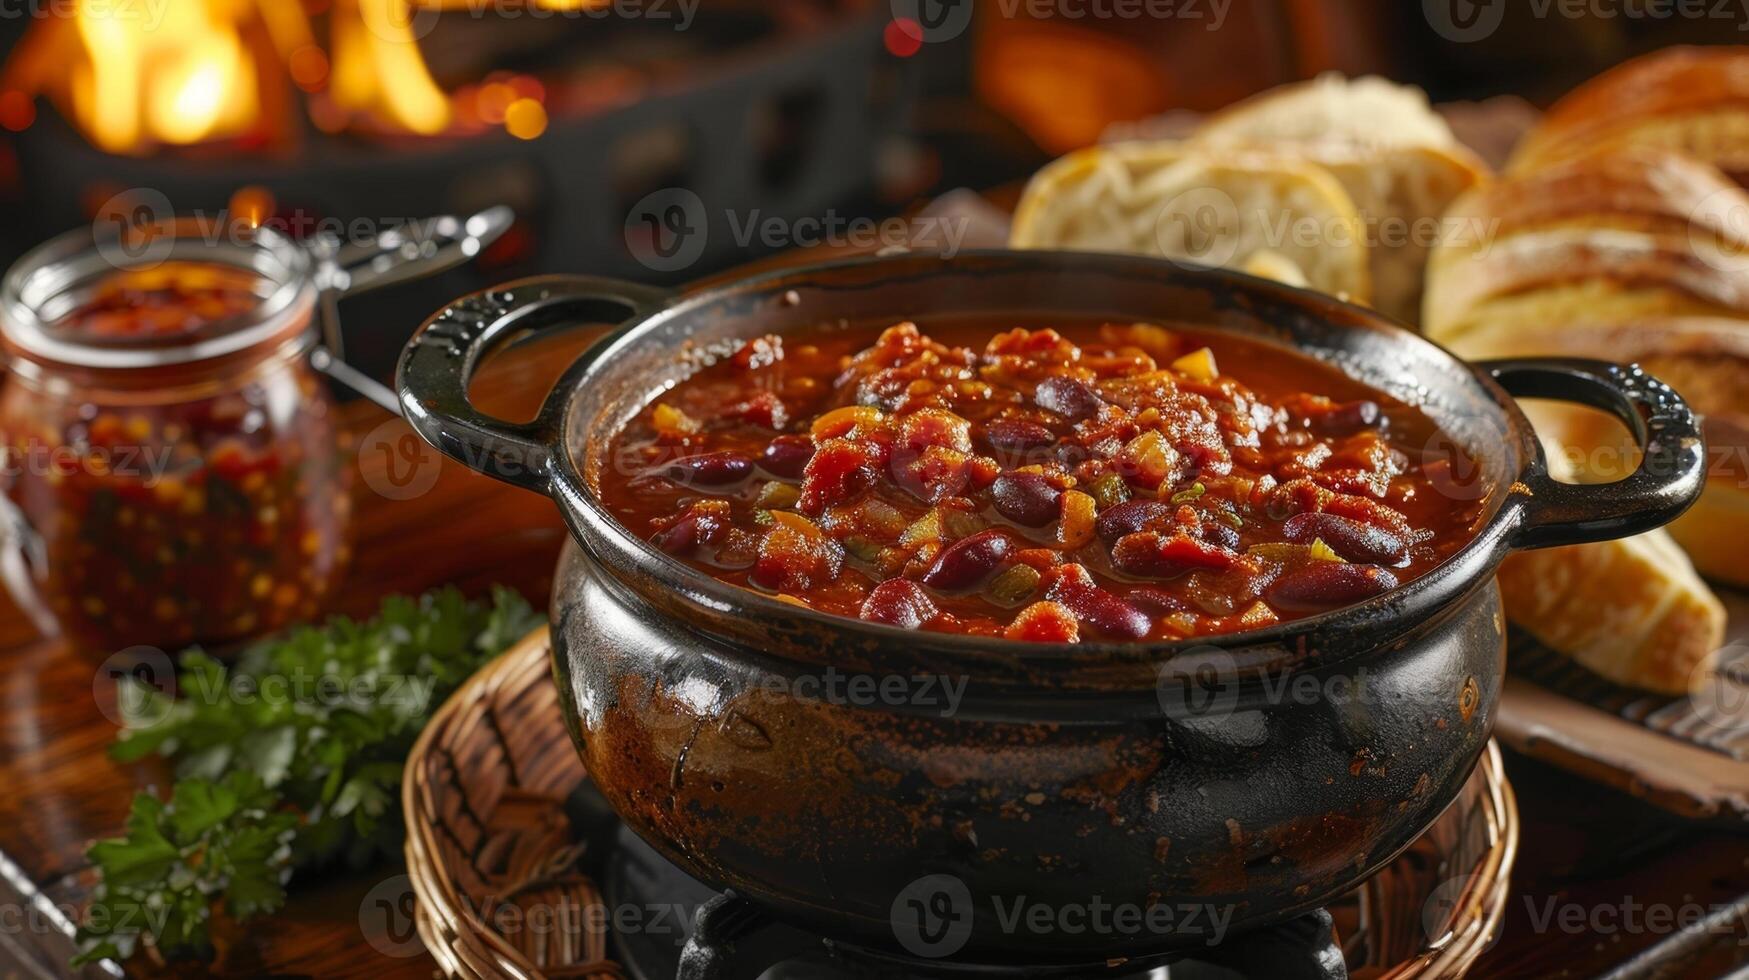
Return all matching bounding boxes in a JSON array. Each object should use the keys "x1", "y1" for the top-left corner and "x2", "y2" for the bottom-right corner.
[{"x1": 404, "y1": 628, "x2": 1518, "y2": 979}]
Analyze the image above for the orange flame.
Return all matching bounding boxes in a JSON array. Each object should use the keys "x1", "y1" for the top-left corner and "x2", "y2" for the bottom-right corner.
[{"x1": 3, "y1": 0, "x2": 589, "y2": 153}]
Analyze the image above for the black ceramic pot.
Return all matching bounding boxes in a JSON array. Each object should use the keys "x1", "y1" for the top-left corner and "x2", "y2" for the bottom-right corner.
[{"x1": 397, "y1": 252, "x2": 1704, "y2": 971}]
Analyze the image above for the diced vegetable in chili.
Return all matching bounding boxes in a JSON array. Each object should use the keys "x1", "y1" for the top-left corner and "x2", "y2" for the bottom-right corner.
[{"x1": 606, "y1": 320, "x2": 1484, "y2": 641}]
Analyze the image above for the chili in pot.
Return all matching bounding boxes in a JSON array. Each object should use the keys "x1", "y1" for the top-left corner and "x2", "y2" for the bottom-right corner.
[{"x1": 604, "y1": 318, "x2": 1486, "y2": 643}]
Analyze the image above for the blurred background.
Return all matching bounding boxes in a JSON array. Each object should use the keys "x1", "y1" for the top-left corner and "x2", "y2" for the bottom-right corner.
[{"x1": 2, "y1": 0, "x2": 1748, "y2": 375}]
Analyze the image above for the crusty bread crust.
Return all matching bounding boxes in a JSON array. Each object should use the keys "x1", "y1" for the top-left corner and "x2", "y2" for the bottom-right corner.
[
  {"x1": 1510, "y1": 46, "x2": 1749, "y2": 181},
  {"x1": 1010, "y1": 141, "x2": 1373, "y2": 303},
  {"x1": 1424, "y1": 149, "x2": 1749, "y2": 346},
  {"x1": 1470, "y1": 317, "x2": 1749, "y2": 590},
  {"x1": 1196, "y1": 140, "x2": 1488, "y2": 325},
  {"x1": 1198, "y1": 74, "x2": 1460, "y2": 151},
  {"x1": 1496, "y1": 448, "x2": 1725, "y2": 695},
  {"x1": 1424, "y1": 134, "x2": 1742, "y2": 688}
]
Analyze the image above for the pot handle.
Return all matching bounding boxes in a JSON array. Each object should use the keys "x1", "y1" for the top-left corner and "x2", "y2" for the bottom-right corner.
[
  {"x1": 1482, "y1": 358, "x2": 1707, "y2": 550},
  {"x1": 309, "y1": 207, "x2": 516, "y2": 415},
  {"x1": 397, "y1": 275, "x2": 673, "y2": 493}
]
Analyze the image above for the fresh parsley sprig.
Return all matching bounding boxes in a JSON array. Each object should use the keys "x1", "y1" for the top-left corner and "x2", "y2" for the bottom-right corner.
[{"x1": 74, "y1": 586, "x2": 543, "y2": 967}]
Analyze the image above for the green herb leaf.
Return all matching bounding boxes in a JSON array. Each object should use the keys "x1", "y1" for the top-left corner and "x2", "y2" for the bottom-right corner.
[
  {"x1": 76, "y1": 587, "x2": 540, "y2": 968},
  {"x1": 1169, "y1": 482, "x2": 1206, "y2": 504}
]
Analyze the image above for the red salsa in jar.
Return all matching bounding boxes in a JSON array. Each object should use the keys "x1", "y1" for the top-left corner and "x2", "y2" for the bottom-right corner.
[
  {"x1": 56, "y1": 262, "x2": 266, "y2": 341},
  {"x1": 602, "y1": 320, "x2": 1485, "y2": 643},
  {"x1": 0, "y1": 244, "x2": 350, "y2": 654}
]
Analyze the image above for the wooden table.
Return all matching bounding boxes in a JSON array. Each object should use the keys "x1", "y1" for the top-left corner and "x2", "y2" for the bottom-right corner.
[
  {"x1": 2, "y1": 312, "x2": 1746, "y2": 979},
  {"x1": 0, "y1": 327, "x2": 598, "y2": 979}
]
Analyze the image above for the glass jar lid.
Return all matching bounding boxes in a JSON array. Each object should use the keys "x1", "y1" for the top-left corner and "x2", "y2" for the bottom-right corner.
[{"x1": 0, "y1": 217, "x2": 317, "y2": 371}]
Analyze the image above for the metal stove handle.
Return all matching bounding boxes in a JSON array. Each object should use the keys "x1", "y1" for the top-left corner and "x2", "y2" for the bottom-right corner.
[{"x1": 308, "y1": 206, "x2": 515, "y2": 414}]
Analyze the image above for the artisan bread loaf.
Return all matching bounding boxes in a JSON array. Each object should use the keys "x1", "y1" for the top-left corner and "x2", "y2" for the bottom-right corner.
[
  {"x1": 1423, "y1": 148, "x2": 1749, "y2": 351},
  {"x1": 1483, "y1": 319, "x2": 1749, "y2": 589},
  {"x1": 1192, "y1": 74, "x2": 1489, "y2": 323},
  {"x1": 1496, "y1": 443, "x2": 1725, "y2": 695},
  {"x1": 1423, "y1": 147, "x2": 1749, "y2": 588},
  {"x1": 1509, "y1": 46, "x2": 1749, "y2": 184},
  {"x1": 1195, "y1": 140, "x2": 1488, "y2": 324},
  {"x1": 1010, "y1": 142, "x2": 1372, "y2": 303},
  {"x1": 1196, "y1": 73, "x2": 1461, "y2": 151}
]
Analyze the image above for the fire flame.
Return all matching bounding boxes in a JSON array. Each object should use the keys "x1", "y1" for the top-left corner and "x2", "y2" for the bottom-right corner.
[{"x1": 3, "y1": 0, "x2": 595, "y2": 153}]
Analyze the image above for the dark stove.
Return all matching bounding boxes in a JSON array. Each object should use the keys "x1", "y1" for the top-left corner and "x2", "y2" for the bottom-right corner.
[{"x1": 572, "y1": 788, "x2": 1347, "y2": 980}]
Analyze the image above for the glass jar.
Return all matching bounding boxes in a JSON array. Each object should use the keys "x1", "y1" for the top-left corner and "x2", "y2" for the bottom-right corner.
[{"x1": 0, "y1": 220, "x2": 351, "y2": 654}]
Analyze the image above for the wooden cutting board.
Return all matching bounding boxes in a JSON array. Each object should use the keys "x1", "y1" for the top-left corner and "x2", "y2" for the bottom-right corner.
[{"x1": 1495, "y1": 593, "x2": 1749, "y2": 824}]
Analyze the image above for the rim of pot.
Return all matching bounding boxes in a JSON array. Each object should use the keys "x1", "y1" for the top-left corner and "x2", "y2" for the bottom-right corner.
[{"x1": 553, "y1": 251, "x2": 1534, "y2": 693}]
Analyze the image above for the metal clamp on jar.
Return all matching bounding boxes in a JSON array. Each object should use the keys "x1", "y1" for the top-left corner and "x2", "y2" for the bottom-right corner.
[{"x1": 0, "y1": 208, "x2": 510, "y2": 654}]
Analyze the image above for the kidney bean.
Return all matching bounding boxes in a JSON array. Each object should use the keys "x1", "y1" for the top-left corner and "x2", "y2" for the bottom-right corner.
[
  {"x1": 652, "y1": 518, "x2": 702, "y2": 555},
  {"x1": 859, "y1": 579, "x2": 939, "y2": 630},
  {"x1": 1125, "y1": 586, "x2": 1189, "y2": 615},
  {"x1": 1095, "y1": 500, "x2": 1173, "y2": 544},
  {"x1": 1111, "y1": 531, "x2": 1244, "y2": 579},
  {"x1": 759, "y1": 435, "x2": 815, "y2": 479},
  {"x1": 1200, "y1": 521, "x2": 1242, "y2": 552},
  {"x1": 920, "y1": 529, "x2": 1014, "y2": 591},
  {"x1": 991, "y1": 472, "x2": 1063, "y2": 527},
  {"x1": 1282, "y1": 512, "x2": 1409, "y2": 565},
  {"x1": 984, "y1": 419, "x2": 1057, "y2": 454},
  {"x1": 1053, "y1": 443, "x2": 1094, "y2": 468},
  {"x1": 651, "y1": 502, "x2": 730, "y2": 555},
  {"x1": 1265, "y1": 562, "x2": 1398, "y2": 611},
  {"x1": 1307, "y1": 399, "x2": 1382, "y2": 436},
  {"x1": 1033, "y1": 376, "x2": 1105, "y2": 422},
  {"x1": 664, "y1": 452, "x2": 753, "y2": 487},
  {"x1": 1045, "y1": 564, "x2": 1150, "y2": 639}
]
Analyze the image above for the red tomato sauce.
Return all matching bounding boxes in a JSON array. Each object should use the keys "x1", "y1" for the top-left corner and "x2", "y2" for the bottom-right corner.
[
  {"x1": 601, "y1": 319, "x2": 1485, "y2": 642},
  {"x1": 57, "y1": 262, "x2": 265, "y2": 340}
]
